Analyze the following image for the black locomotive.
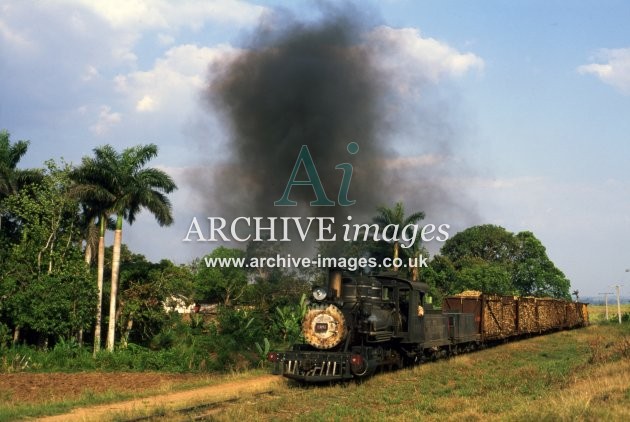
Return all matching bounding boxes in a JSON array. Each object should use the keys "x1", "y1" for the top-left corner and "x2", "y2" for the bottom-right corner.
[{"x1": 267, "y1": 269, "x2": 588, "y2": 382}]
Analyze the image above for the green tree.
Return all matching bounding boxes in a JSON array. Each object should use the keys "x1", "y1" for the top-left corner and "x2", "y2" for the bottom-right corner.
[
  {"x1": 439, "y1": 225, "x2": 570, "y2": 299},
  {"x1": 512, "y1": 231, "x2": 570, "y2": 299},
  {"x1": 75, "y1": 144, "x2": 176, "y2": 351},
  {"x1": 456, "y1": 257, "x2": 514, "y2": 295},
  {"x1": 70, "y1": 154, "x2": 117, "y2": 354},
  {"x1": 441, "y1": 224, "x2": 517, "y2": 266},
  {"x1": 0, "y1": 130, "x2": 42, "y2": 200},
  {"x1": 106, "y1": 144, "x2": 176, "y2": 351},
  {"x1": 0, "y1": 161, "x2": 94, "y2": 345},
  {"x1": 421, "y1": 254, "x2": 458, "y2": 301},
  {"x1": 0, "y1": 130, "x2": 42, "y2": 238},
  {"x1": 116, "y1": 253, "x2": 195, "y2": 347},
  {"x1": 196, "y1": 247, "x2": 248, "y2": 306},
  {"x1": 372, "y1": 202, "x2": 425, "y2": 271}
]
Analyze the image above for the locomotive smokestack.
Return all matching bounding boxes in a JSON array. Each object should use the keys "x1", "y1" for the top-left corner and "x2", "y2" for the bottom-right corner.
[{"x1": 329, "y1": 268, "x2": 343, "y2": 299}]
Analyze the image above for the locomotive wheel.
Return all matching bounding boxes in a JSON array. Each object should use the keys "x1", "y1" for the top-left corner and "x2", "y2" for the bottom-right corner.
[{"x1": 302, "y1": 304, "x2": 347, "y2": 349}]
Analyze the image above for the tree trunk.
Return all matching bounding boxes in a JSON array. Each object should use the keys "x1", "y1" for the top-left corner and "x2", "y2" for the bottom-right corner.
[
  {"x1": 121, "y1": 318, "x2": 133, "y2": 349},
  {"x1": 12, "y1": 325, "x2": 20, "y2": 345},
  {"x1": 106, "y1": 215, "x2": 123, "y2": 352},
  {"x1": 93, "y1": 217, "x2": 106, "y2": 356},
  {"x1": 393, "y1": 241, "x2": 400, "y2": 271},
  {"x1": 84, "y1": 242, "x2": 92, "y2": 265}
]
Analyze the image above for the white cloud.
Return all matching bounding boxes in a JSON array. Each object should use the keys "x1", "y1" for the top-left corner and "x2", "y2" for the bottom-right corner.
[
  {"x1": 136, "y1": 95, "x2": 157, "y2": 112},
  {"x1": 0, "y1": 12, "x2": 36, "y2": 54},
  {"x1": 90, "y1": 105, "x2": 122, "y2": 135},
  {"x1": 157, "y1": 33, "x2": 175, "y2": 46},
  {"x1": 71, "y1": 0, "x2": 266, "y2": 30},
  {"x1": 116, "y1": 43, "x2": 241, "y2": 116},
  {"x1": 365, "y1": 26, "x2": 484, "y2": 93},
  {"x1": 81, "y1": 64, "x2": 100, "y2": 81},
  {"x1": 578, "y1": 48, "x2": 630, "y2": 95}
]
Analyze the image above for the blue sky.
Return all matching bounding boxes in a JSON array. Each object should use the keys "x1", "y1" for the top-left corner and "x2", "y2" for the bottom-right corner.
[{"x1": 1, "y1": 0, "x2": 629, "y2": 297}]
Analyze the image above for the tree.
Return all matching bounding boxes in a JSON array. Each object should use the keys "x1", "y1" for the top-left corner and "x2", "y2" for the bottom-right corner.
[
  {"x1": 456, "y1": 257, "x2": 514, "y2": 295},
  {"x1": 106, "y1": 144, "x2": 176, "y2": 351},
  {"x1": 512, "y1": 231, "x2": 570, "y2": 299},
  {"x1": 102, "y1": 247, "x2": 195, "y2": 348},
  {"x1": 372, "y1": 202, "x2": 425, "y2": 271},
  {"x1": 420, "y1": 254, "x2": 458, "y2": 303},
  {"x1": 440, "y1": 224, "x2": 517, "y2": 266},
  {"x1": 75, "y1": 144, "x2": 176, "y2": 351},
  {"x1": 439, "y1": 225, "x2": 571, "y2": 299},
  {"x1": 0, "y1": 130, "x2": 42, "y2": 235},
  {"x1": 196, "y1": 247, "x2": 248, "y2": 306},
  {"x1": 70, "y1": 154, "x2": 117, "y2": 354},
  {"x1": 0, "y1": 130, "x2": 42, "y2": 200},
  {"x1": 0, "y1": 160, "x2": 95, "y2": 345}
]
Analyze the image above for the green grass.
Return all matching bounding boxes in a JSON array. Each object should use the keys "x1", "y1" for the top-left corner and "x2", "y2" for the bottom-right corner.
[
  {"x1": 588, "y1": 303, "x2": 630, "y2": 322},
  {"x1": 205, "y1": 323, "x2": 630, "y2": 421}
]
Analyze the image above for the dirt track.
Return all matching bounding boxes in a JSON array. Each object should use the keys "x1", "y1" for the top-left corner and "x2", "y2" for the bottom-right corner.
[{"x1": 36, "y1": 375, "x2": 282, "y2": 421}]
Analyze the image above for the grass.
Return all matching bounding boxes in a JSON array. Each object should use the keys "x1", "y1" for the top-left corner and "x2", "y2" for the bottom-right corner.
[
  {"x1": 587, "y1": 303, "x2": 630, "y2": 323},
  {"x1": 3, "y1": 308, "x2": 629, "y2": 421},
  {"x1": 204, "y1": 322, "x2": 630, "y2": 421},
  {"x1": 0, "y1": 369, "x2": 268, "y2": 421}
]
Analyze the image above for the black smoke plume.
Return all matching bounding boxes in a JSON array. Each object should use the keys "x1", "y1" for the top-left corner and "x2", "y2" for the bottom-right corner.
[
  {"x1": 205, "y1": 8, "x2": 391, "y2": 224},
  {"x1": 192, "y1": 5, "x2": 478, "y2": 251}
]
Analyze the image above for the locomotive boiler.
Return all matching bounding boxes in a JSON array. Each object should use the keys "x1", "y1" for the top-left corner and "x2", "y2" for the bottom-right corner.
[{"x1": 267, "y1": 269, "x2": 588, "y2": 382}]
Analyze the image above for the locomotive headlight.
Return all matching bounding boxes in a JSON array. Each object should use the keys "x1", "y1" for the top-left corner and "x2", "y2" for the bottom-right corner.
[{"x1": 312, "y1": 287, "x2": 327, "y2": 301}]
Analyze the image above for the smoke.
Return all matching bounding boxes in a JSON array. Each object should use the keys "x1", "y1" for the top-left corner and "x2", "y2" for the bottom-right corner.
[{"x1": 191, "y1": 4, "x2": 479, "y2": 250}]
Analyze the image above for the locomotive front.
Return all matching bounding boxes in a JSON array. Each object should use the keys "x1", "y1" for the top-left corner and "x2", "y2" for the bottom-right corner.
[{"x1": 268, "y1": 270, "x2": 404, "y2": 382}]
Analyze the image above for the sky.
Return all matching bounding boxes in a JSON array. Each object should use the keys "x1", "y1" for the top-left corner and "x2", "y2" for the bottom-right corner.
[{"x1": 1, "y1": 0, "x2": 629, "y2": 297}]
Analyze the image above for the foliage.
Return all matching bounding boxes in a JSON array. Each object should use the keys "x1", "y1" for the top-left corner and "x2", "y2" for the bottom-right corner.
[
  {"x1": 255, "y1": 337, "x2": 270, "y2": 363},
  {"x1": 0, "y1": 130, "x2": 42, "y2": 200},
  {"x1": 72, "y1": 143, "x2": 178, "y2": 351},
  {"x1": 435, "y1": 224, "x2": 571, "y2": 299},
  {"x1": 195, "y1": 247, "x2": 248, "y2": 305},
  {"x1": 455, "y1": 258, "x2": 514, "y2": 295},
  {"x1": 512, "y1": 231, "x2": 571, "y2": 298},
  {"x1": 96, "y1": 245, "x2": 196, "y2": 347},
  {"x1": 271, "y1": 293, "x2": 308, "y2": 344},
  {"x1": 372, "y1": 201, "x2": 425, "y2": 271},
  {"x1": 0, "y1": 161, "x2": 95, "y2": 344}
]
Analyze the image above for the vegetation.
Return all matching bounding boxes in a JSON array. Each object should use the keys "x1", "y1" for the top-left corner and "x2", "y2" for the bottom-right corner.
[
  {"x1": 422, "y1": 224, "x2": 571, "y2": 301},
  {"x1": 0, "y1": 128, "x2": 625, "y2": 421},
  {"x1": 372, "y1": 201, "x2": 425, "y2": 272},
  {"x1": 182, "y1": 321, "x2": 630, "y2": 421},
  {"x1": 0, "y1": 128, "x2": 574, "y2": 381}
]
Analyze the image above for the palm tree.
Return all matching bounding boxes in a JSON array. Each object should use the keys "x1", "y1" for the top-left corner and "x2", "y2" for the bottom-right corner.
[
  {"x1": 572, "y1": 289, "x2": 580, "y2": 302},
  {"x1": 94, "y1": 144, "x2": 177, "y2": 351},
  {"x1": 401, "y1": 240, "x2": 429, "y2": 282},
  {"x1": 71, "y1": 144, "x2": 176, "y2": 352},
  {"x1": 373, "y1": 202, "x2": 425, "y2": 272},
  {"x1": 0, "y1": 130, "x2": 42, "y2": 230},
  {"x1": 70, "y1": 161, "x2": 117, "y2": 355}
]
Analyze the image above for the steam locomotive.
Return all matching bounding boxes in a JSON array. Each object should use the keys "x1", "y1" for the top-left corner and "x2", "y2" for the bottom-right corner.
[{"x1": 267, "y1": 270, "x2": 588, "y2": 382}]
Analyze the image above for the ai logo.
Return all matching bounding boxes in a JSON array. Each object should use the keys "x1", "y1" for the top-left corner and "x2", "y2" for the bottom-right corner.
[{"x1": 274, "y1": 142, "x2": 359, "y2": 207}]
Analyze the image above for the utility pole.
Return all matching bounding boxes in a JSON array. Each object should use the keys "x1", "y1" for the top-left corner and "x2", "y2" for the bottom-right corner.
[
  {"x1": 612, "y1": 285, "x2": 623, "y2": 324},
  {"x1": 598, "y1": 292, "x2": 613, "y2": 320}
]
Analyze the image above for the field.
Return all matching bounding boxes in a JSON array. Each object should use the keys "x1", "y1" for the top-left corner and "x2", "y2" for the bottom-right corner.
[
  {"x1": 588, "y1": 303, "x2": 630, "y2": 322},
  {"x1": 1, "y1": 306, "x2": 629, "y2": 421},
  {"x1": 208, "y1": 320, "x2": 630, "y2": 421}
]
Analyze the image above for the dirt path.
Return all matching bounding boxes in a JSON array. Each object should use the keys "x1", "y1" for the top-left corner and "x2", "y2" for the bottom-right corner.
[{"x1": 36, "y1": 375, "x2": 283, "y2": 421}]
